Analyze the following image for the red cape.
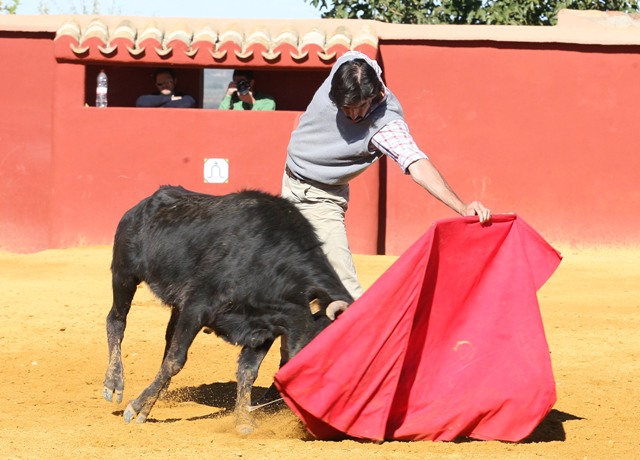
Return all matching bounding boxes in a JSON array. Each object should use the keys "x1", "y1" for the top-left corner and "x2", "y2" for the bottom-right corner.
[{"x1": 274, "y1": 214, "x2": 561, "y2": 442}]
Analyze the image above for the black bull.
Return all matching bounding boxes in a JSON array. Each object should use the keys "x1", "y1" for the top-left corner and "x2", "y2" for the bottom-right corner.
[{"x1": 102, "y1": 186, "x2": 352, "y2": 433}]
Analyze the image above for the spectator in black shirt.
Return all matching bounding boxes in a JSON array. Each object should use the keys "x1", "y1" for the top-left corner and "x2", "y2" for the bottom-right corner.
[{"x1": 136, "y1": 68, "x2": 196, "y2": 108}]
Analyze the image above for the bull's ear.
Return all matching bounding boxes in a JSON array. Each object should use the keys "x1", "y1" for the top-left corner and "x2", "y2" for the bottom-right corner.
[{"x1": 309, "y1": 298, "x2": 322, "y2": 315}]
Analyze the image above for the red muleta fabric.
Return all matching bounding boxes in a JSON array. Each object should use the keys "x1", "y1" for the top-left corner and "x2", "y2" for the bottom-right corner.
[{"x1": 274, "y1": 214, "x2": 561, "y2": 442}]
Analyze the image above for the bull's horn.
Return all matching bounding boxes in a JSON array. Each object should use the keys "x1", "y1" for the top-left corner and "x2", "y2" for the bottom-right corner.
[{"x1": 326, "y1": 300, "x2": 348, "y2": 321}]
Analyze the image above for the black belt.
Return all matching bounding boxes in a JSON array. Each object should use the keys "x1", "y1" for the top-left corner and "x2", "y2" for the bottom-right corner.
[
  {"x1": 285, "y1": 164, "x2": 314, "y2": 184},
  {"x1": 284, "y1": 165, "x2": 298, "y2": 180},
  {"x1": 284, "y1": 165, "x2": 340, "y2": 190}
]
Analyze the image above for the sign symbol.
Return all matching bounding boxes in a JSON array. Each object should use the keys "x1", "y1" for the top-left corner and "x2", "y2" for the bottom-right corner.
[
  {"x1": 205, "y1": 161, "x2": 224, "y2": 180},
  {"x1": 203, "y1": 158, "x2": 229, "y2": 184}
]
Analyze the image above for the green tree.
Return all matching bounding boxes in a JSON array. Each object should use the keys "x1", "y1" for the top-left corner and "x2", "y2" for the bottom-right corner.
[
  {"x1": 305, "y1": 0, "x2": 640, "y2": 25},
  {"x1": 0, "y1": 0, "x2": 20, "y2": 14}
]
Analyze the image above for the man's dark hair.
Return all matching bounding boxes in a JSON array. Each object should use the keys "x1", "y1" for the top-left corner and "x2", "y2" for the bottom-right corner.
[
  {"x1": 233, "y1": 69, "x2": 255, "y2": 80},
  {"x1": 154, "y1": 68, "x2": 176, "y2": 79},
  {"x1": 329, "y1": 59, "x2": 384, "y2": 108}
]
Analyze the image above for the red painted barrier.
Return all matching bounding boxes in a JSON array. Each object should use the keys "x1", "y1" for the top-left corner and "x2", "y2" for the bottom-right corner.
[
  {"x1": 2, "y1": 18, "x2": 640, "y2": 254},
  {"x1": 381, "y1": 42, "x2": 640, "y2": 254},
  {"x1": 2, "y1": 59, "x2": 379, "y2": 253},
  {"x1": 0, "y1": 36, "x2": 55, "y2": 252}
]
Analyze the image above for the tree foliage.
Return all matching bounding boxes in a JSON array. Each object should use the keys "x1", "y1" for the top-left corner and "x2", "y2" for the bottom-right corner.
[
  {"x1": 305, "y1": 0, "x2": 640, "y2": 25},
  {"x1": 0, "y1": 0, "x2": 20, "y2": 14}
]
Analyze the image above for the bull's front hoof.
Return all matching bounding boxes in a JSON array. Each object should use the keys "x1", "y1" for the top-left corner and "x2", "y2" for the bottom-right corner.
[
  {"x1": 235, "y1": 423, "x2": 255, "y2": 435},
  {"x1": 123, "y1": 402, "x2": 147, "y2": 424},
  {"x1": 103, "y1": 386, "x2": 123, "y2": 403}
]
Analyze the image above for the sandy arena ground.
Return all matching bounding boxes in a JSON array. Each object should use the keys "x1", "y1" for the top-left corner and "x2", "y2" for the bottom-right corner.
[{"x1": 0, "y1": 244, "x2": 639, "y2": 459}]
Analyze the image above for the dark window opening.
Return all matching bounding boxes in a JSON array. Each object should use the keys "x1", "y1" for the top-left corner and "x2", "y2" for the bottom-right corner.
[
  {"x1": 84, "y1": 65, "x2": 329, "y2": 111},
  {"x1": 84, "y1": 65, "x2": 203, "y2": 108}
]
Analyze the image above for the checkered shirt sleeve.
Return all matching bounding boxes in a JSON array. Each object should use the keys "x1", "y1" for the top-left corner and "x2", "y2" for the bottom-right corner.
[{"x1": 370, "y1": 119, "x2": 428, "y2": 172}]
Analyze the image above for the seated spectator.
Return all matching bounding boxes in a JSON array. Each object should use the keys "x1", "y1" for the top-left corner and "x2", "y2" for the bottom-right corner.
[
  {"x1": 218, "y1": 70, "x2": 275, "y2": 111},
  {"x1": 136, "y1": 68, "x2": 196, "y2": 108}
]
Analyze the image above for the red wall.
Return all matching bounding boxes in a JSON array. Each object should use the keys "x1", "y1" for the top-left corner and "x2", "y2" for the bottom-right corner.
[
  {"x1": 2, "y1": 32, "x2": 640, "y2": 255},
  {"x1": 45, "y1": 63, "x2": 379, "y2": 253},
  {"x1": 0, "y1": 34, "x2": 54, "y2": 252},
  {"x1": 381, "y1": 42, "x2": 640, "y2": 254}
]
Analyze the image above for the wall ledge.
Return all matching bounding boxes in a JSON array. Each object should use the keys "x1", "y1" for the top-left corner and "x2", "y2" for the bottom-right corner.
[
  {"x1": 377, "y1": 10, "x2": 640, "y2": 46},
  {"x1": 1, "y1": 9, "x2": 639, "y2": 51}
]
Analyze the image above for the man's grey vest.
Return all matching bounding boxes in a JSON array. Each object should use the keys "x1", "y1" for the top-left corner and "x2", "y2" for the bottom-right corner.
[{"x1": 286, "y1": 52, "x2": 405, "y2": 186}]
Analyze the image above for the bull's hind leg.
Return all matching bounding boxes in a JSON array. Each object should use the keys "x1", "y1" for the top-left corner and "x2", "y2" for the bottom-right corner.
[
  {"x1": 103, "y1": 273, "x2": 138, "y2": 404},
  {"x1": 123, "y1": 308, "x2": 200, "y2": 423},
  {"x1": 235, "y1": 341, "x2": 273, "y2": 434}
]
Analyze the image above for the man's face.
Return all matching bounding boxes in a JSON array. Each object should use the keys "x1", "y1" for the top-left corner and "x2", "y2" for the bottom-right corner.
[
  {"x1": 155, "y1": 73, "x2": 176, "y2": 95},
  {"x1": 340, "y1": 98, "x2": 374, "y2": 123}
]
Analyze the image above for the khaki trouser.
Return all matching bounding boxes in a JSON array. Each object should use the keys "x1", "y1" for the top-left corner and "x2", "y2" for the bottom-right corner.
[{"x1": 281, "y1": 173, "x2": 364, "y2": 299}]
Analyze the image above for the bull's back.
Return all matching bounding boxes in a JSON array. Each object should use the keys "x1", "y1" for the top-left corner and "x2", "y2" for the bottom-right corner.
[
  {"x1": 112, "y1": 185, "x2": 330, "y2": 293},
  {"x1": 137, "y1": 186, "x2": 320, "y2": 249}
]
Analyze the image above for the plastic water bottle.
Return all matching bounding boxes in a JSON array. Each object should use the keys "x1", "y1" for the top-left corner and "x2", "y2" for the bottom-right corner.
[{"x1": 96, "y1": 69, "x2": 108, "y2": 108}]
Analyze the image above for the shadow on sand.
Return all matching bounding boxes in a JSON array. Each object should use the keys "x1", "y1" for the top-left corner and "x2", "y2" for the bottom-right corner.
[{"x1": 114, "y1": 381, "x2": 582, "y2": 443}]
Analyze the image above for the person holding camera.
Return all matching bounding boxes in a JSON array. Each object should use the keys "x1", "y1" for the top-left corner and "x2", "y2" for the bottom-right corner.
[
  {"x1": 282, "y1": 51, "x2": 492, "y2": 299},
  {"x1": 218, "y1": 70, "x2": 276, "y2": 111}
]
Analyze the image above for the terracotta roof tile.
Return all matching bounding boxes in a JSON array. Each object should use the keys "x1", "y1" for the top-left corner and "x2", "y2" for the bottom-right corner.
[
  {"x1": 5, "y1": 9, "x2": 639, "y2": 68},
  {"x1": 52, "y1": 17, "x2": 379, "y2": 68}
]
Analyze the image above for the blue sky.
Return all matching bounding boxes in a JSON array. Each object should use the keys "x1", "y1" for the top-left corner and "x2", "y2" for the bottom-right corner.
[{"x1": 15, "y1": 0, "x2": 323, "y2": 18}]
